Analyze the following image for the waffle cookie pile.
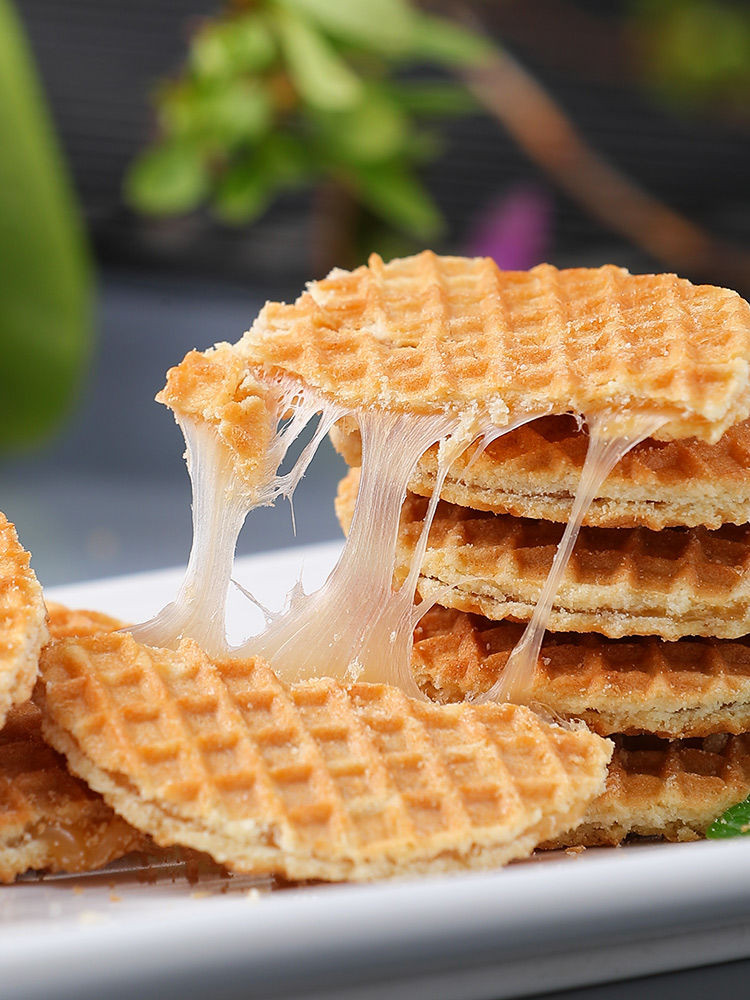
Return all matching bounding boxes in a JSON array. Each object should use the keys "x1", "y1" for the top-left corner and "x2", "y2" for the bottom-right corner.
[
  {"x1": 0, "y1": 605, "x2": 148, "y2": 882},
  {"x1": 13, "y1": 252, "x2": 750, "y2": 884},
  {"x1": 150, "y1": 250, "x2": 750, "y2": 859},
  {"x1": 334, "y1": 412, "x2": 750, "y2": 845}
]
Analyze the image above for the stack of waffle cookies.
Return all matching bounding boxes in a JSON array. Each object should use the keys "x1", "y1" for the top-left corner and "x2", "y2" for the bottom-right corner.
[
  {"x1": 13, "y1": 251, "x2": 750, "y2": 882},
  {"x1": 334, "y1": 413, "x2": 750, "y2": 847}
]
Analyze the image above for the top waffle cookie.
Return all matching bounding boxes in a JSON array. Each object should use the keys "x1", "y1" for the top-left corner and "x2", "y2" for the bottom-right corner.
[{"x1": 240, "y1": 252, "x2": 750, "y2": 442}]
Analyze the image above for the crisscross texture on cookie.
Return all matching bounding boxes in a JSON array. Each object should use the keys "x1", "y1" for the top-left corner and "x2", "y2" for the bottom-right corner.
[
  {"x1": 0, "y1": 703, "x2": 144, "y2": 882},
  {"x1": 336, "y1": 469, "x2": 750, "y2": 640},
  {"x1": 544, "y1": 733, "x2": 750, "y2": 847},
  {"x1": 412, "y1": 606, "x2": 750, "y2": 738},
  {"x1": 331, "y1": 413, "x2": 750, "y2": 529},
  {"x1": 38, "y1": 632, "x2": 611, "y2": 881},
  {"x1": 242, "y1": 252, "x2": 750, "y2": 441}
]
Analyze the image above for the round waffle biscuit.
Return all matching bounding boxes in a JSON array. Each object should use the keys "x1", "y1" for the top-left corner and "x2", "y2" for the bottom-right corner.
[
  {"x1": 412, "y1": 605, "x2": 750, "y2": 739},
  {"x1": 37, "y1": 631, "x2": 612, "y2": 882},
  {"x1": 240, "y1": 252, "x2": 750, "y2": 442},
  {"x1": 331, "y1": 413, "x2": 750, "y2": 530},
  {"x1": 543, "y1": 733, "x2": 750, "y2": 848},
  {"x1": 335, "y1": 468, "x2": 750, "y2": 641},
  {"x1": 0, "y1": 513, "x2": 47, "y2": 729}
]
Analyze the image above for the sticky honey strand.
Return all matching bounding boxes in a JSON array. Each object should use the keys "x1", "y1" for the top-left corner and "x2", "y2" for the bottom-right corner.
[
  {"x1": 240, "y1": 409, "x2": 545, "y2": 695},
  {"x1": 130, "y1": 380, "x2": 347, "y2": 656},
  {"x1": 135, "y1": 374, "x2": 664, "y2": 703},
  {"x1": 477, "y1": 411, "x2": 666, "y2": 704}
]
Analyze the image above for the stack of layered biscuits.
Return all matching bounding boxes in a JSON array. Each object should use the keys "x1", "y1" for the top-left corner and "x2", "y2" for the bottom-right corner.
[
  {"x1": 335, "y1": 414, "x2": 750, "y2": 845},
  {"x1": 5, "y1": 251, "x2": 750, "y2": 885}
]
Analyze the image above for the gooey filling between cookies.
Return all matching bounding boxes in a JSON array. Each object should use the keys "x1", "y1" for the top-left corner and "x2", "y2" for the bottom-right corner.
[{"x1": 131, "y1": 371, "x2": 665, "y2": 703}]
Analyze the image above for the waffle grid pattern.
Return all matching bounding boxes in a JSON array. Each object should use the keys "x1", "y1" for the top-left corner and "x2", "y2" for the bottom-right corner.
[
  {"x1": 331, "y1": 414, "x2": 750, "y2": 529},
  {"x1": 412, "y1": 606, "x2": 750, "y2": 738},
  {"x1": 46, "y1": 602, "x2": 125, "y2": 641},
  {"x1": 39, "y1": 633, "x2": 611, "y2": 879},
  {"x1": 0, "y1": 704, "x2": 143, "y2": 882},
  {"x1": 544, "y1": 733, "x2": 750, "y2": 847},
  {"x1": 242, "y1": 252, "x2": 750, "y2": 440},
  {"x1": 337, "y1": 469, "x2": 750, "y2": 640}
]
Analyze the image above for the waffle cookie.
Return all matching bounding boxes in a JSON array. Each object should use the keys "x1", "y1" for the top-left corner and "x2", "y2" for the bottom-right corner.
[
  {"x1": 157, "y1": 345, "x2": 276, "y2": 491},
  {"x1": 46, "y1": 602, "x2": 124, "y2": 640},
  {"x1": 239, "y1": 252, "x2": 750, "y2": 442},
  {"x1": 0, "y1": 702, "x2": 145, "y2": 882},
  {"x1": 412, "y1": 606, "x2": 750, "y2": 738},
  {"x1": 0, "y1": 513, "x2": 48, "y2": 729},
  {"x1": 543, "y1": 733, "x2": 750, "y2": 848},
  {"x1": 331, "y1": 413, "x2": 750, "y2": 530},
  {"x1": 0, "y1": 602, "x2": 143, "y2": 882},
  {"x1": 37, "y1": 632, "x2": 612, "y2": 882},
  {"x1": 335, "y1": 468, "x2": 750, "y2": 640}
]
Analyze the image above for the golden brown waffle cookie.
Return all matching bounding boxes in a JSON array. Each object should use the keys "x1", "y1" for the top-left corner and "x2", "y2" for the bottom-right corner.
[
  {"x1": 544, "y1": 733, "x2": 750, "y2": 848},
  {"x1": 331, "y1": 413, "x2": 750, "y2": 530},
  {"x1": 335, "y1": 468, "x2": 750, "y2": 640},
  {"x1": 157, "y1": 345, "x2": 275, "y2": 490},
  {"x1": 0, "y1": 702, "x2": 145, "y2": 882},
  {"x1": 46, "y1": 602, "x2": 124, "y2": 640},
  {"x1": 412, "y1": 606, "x2": 750, "y2": 738},
  {"x1": 0, "y1": 514, "x2": 48, "y2": 729},
  {"x1": 37, "y1": 632, "x2": 611, "y2": 882},
  {"x1": 240, "y1": 252, "x2": 750, "y2": 442}
]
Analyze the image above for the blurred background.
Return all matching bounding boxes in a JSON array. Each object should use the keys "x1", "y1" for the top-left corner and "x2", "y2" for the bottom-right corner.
[{"x1": 1, "y1": 0, "x2": 748, "y2": 587}]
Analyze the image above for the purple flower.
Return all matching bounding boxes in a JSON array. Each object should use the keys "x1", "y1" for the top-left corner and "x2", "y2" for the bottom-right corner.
[{"x1": 465, "y1": 183, "x2": 552, "y2": 269}]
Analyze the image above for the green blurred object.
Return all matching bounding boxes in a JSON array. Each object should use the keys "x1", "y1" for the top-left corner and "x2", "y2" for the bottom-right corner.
[
  {"x1": 0, "y1": 0, "x2": 92, "y2": 449},
  {"x1": 706, "y1": 796, "x2": 750, "y2": 838},
  {"x1": 126, "y1": 0, "x2": 493, "y2": 261},
  {"x1": 632, "y1": 0, "x2": 750, "y2": 117}
]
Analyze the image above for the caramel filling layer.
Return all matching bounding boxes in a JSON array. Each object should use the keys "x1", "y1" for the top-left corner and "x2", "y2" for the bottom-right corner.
[{"x1": 136, "y1": 375, "x2": 663, "y2": 702}]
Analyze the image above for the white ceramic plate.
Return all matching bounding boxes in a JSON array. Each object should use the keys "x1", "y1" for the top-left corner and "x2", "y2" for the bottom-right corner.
[{"x1": 3, "y1": 542, "x2": 750, "y2": 1000}]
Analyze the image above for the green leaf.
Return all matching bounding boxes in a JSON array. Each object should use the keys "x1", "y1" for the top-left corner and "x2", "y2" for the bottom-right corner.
[
  {"x1": 191, "y1": 14, "x2": 276, "y2": 79},
  {"x1": 256, "y1": 133, "x2": 311, "y2": 186},
  {"x1": 278, "y1": 0, "x2": 415, "y2": 55},
  {"x1": 390, "y1": 80, "x2": 478, "y2": 115},
  {"x1": 158, "y1": 78, "x2": 272, "y2": 149},
  {"x1": 0, "y1": 0, "x2": 93, "y2": 448},
  {"x1": 706, "y1": 796, "x2": 750, "y2": 838},
  {"x1": 350, "y1": 161, "x2": 443, "y2": 238},
  {"x1": 226, "y1": 14, "x2": 277, "y2": 73},
  {"x1": 410, "y1": 13, "x2": 494, "y2": 67},
  {"x1": 213, "y1": 160, "x2": 272, "y2": 223},
  {"x1": 191, "y1": 22, "x2": 234, "y2": 80},
  {"x1": 205, "y1": 79, "x2": 272, "y2": 146},
  {"x1": 317, "y1": 88, "x2": 407, "y2": 163},
  {"x1": 275, "y1": 8, "x2": 363, "y2": 110},
  {"x1": 158, "y1": 81, "x2": 201, "y2": 137},
  {"x1": 125, "y1": 142, "x2": 209, "y2": 215}
]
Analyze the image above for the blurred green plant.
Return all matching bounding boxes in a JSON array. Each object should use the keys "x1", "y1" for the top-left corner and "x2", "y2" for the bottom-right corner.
[
  {"x1": 0, "y1": 0, "x2": 93, "y2": 450},
  {"x1": 125, "y1": 0, "x2": 493, "y2": 252},
  {"x1": 631, "y1": 0, "x2": 750, "y2": 117}
]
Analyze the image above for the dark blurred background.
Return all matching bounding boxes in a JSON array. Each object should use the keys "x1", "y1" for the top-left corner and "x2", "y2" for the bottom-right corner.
[{"x1": 2, "y1": 0, "x2": 749, "y2": 585}]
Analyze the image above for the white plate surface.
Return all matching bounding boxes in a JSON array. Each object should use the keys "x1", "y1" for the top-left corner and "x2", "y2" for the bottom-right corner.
[{"x1": 4, "y1": 542, "x2": 750, "y2": 1000}]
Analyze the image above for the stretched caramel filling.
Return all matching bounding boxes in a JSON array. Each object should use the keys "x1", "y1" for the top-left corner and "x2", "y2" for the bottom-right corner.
[
  {"x1": 478, "y1": 412, "x2": 666, "y2": 703},
  {"x1": 35, "y1": 818, "x2": 137, "y2": 872},
  {"x1": 136, "y1": 373, "x2": 664, "y2": 702}
]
